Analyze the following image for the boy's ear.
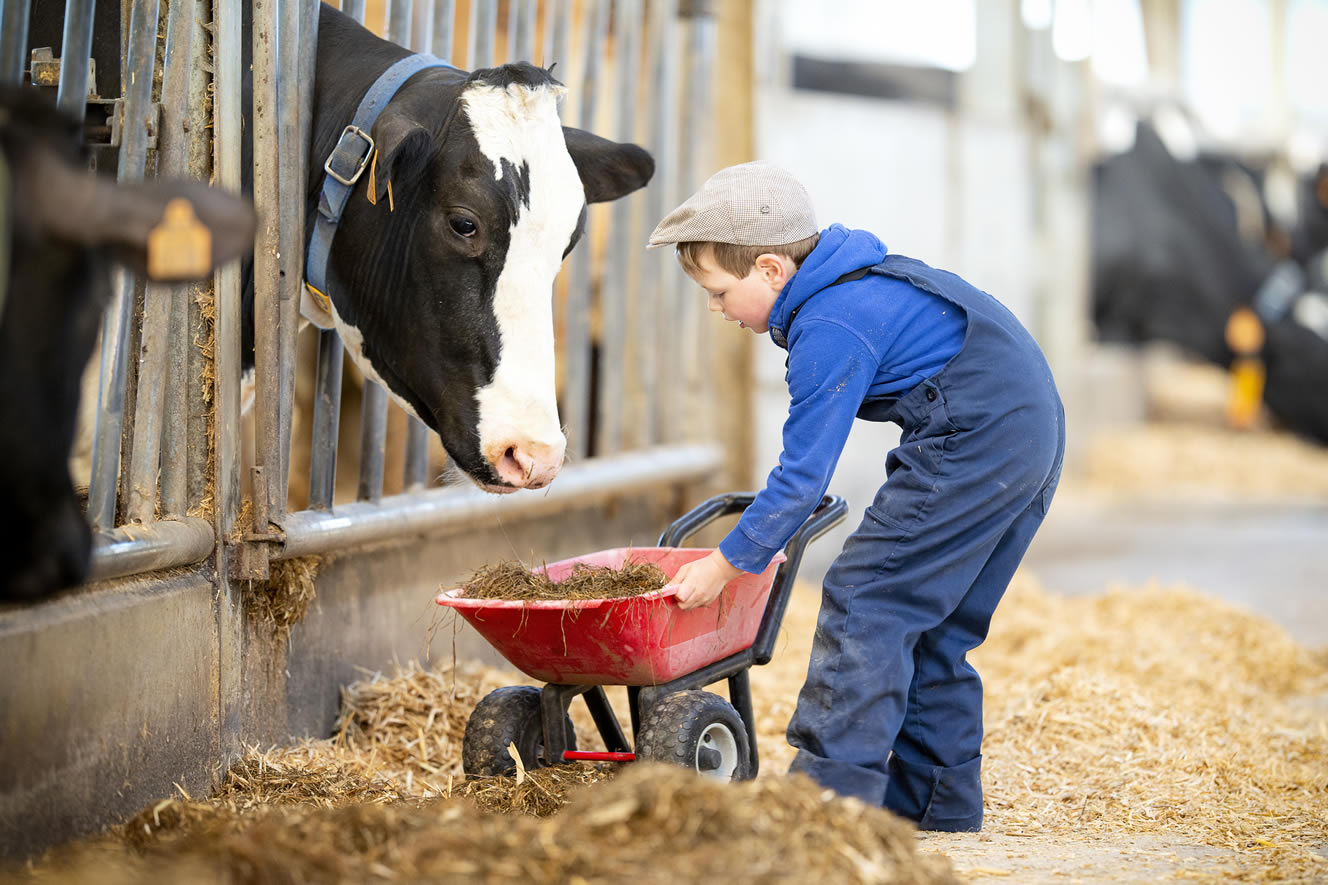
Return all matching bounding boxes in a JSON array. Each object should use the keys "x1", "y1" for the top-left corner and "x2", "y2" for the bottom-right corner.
[{"x1": 563, "y1": 127, "x2": 655, "y2": 203}]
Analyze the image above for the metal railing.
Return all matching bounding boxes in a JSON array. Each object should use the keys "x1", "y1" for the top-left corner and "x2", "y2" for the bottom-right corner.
[{"x1": 2, "y1": 0, "x2": 722, "y2": 584}]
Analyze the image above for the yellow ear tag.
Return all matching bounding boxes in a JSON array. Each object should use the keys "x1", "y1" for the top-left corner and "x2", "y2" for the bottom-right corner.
[
  {"x1": 147, "y1": 198, "x2": 211, "y2": 281},
  {"x1": 1223, "y1": 308, "x2": 1266, "y2": 430}
]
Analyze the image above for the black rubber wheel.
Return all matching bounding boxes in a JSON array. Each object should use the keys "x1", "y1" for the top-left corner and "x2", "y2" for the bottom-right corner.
[
  {"x1": 635, "y1": 690, "x2": 753, "y2": 781},
  {"x1": 461, "y1": 686, "x2": 576, "y2": 777}
]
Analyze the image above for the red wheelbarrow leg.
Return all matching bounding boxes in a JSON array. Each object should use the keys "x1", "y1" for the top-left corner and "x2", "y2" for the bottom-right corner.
[{"x1": 562, "y1": 751, "x2": 637, "y2": 762}]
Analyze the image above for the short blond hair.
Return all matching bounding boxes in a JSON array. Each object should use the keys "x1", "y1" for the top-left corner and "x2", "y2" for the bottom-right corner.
[{"x1": 675, "y1": 235, "x2": 821, "y2": 279}]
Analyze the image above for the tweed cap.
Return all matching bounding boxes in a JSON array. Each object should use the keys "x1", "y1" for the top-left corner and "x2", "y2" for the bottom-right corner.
[{"x1": 647, "y1": 161, "x2": 817, "y2": 249}]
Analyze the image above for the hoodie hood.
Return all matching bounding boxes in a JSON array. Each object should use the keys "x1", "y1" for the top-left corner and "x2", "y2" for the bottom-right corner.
[{"x1": 769, "y1": 224, "x2": 888, "y2": 346}]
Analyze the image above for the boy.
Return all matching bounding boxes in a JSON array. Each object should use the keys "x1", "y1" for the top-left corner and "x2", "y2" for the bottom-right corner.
[{"x1": 650, "y1": 162, "x2": 1064, "y2": 832}]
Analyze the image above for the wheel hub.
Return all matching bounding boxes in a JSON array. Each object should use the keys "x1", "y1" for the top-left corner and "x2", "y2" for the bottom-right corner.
[{"x1": 695, "y1": 723, "x2": 740, "y2": 779}]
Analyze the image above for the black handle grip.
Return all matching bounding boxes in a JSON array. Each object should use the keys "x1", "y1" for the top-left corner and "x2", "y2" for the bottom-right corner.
[{"x1": 656, "y1": 492, "x2": 757, "y2": 547}]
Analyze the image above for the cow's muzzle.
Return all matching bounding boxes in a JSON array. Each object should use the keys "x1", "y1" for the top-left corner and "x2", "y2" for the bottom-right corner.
[{"x1": 488, "y1": 436, "x2": 565, "y2": 490}]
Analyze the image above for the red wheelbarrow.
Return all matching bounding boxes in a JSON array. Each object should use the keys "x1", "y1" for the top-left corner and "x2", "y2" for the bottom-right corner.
[{"x1": 435, "y1": 493, "x2": 847, "y2": 781}]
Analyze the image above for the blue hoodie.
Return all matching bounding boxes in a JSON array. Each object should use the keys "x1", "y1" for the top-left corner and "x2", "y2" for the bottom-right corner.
[{"x1": 719, "y1": 225, "x2": 967, "y2": 573}]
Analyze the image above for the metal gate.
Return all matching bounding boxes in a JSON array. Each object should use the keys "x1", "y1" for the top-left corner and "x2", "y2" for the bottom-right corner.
[{"x1": 0, "y1": 0, "x2": 726, "y2": 588}]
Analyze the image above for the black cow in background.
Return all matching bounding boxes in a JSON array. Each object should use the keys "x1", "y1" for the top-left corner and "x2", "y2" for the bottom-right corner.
[
  {"x1": 0, "y1": 87, "x2": 255, "y2": 600},
  {"x1": 1092, "y1": 120, "x2": 1328, "y2": 443}
]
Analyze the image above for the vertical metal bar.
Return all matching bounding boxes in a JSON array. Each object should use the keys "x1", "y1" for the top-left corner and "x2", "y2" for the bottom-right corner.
[
  {"x1": 341, "y1": 0, "x2": 365, "y2": 25},
  {"x1": 305, "y1": 0, "x2": 343, "y2": 512},
  {"x1": 645, "y1": 0, "x2": 677, "y2": 444},
  {"x1": 514, "y1": 0, "x2": 534, "y2": 61},
  {"x1": 505, "y1": 0, "x2": 517, "y2": 62},
  {"x1": 469, "y1": 0, "x2": 495, "y2": 68},
  {"x1": 673, "y1": 1, "x2": 715, "y2": 441},
  {"x1": 0, "y1": 0, "x2": 32, "y2": 85},
  {"x1": 87, "y1": 0, "x2": 162, "y2": 530},
  {"x1": 251, "y1": 0, "x2": 282, "y2": 519},
  {"x1": 308, "y1": 332, "x2": 343, "y2": 509},
  {"x1": 56, "y1": 0, "x2": 96, "y2": 117},
  {"x1": 403, "y1": 417, "x2": 428, "y2": 489},
  {"x1": 559, "y1": 0, "x2": 607, "y2": 459},
  {"x1": 594, "y1": 0, "x2": 640, "y2": 455},
  {"x1": 431, "y1": 0, "x2": 454, "y2": 58},
  {"x1": 357, "y1": 383, "x2": 388, "y2": 502},
  {"x1": 411, "y1": 0, "x2": 432, "y2": 51},
  {"x1": 545, "y1": 0, "x2": 569, "y2": 68},
  {"x1": 386, "y1": 0, "x2": 411, "y2": 46},
  {"x1": 272, "y1": 0, "x2": 310, "y2": 517},
  {"x1": 125, "y1": 0, "x2": 199, "y2": 524}
]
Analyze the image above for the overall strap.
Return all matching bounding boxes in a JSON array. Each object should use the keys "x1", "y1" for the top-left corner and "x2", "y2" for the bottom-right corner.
[
  {"x1": 305, "y1": 53, "x2": 453, "y2": 313},
  {"x1": 783, "y1": 265, "x2": 872, "y2": 337}
]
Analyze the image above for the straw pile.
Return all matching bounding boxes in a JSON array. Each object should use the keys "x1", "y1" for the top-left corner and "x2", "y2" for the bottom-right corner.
[
  {"x1": 460, "y1": 558, "x2": 668, "y2": 601},
  {"x1": 9, "y1": 765, "x2": 957, "y2": 885}
]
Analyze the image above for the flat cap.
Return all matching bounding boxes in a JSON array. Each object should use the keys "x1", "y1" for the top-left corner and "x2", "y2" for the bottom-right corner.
[{"x1": 647, "y1": 161, "x2": 817, "y2": 249}]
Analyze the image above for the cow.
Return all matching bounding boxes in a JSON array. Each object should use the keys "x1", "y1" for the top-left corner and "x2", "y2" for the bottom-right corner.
[
  {"x1": 1093, "y1": 121, "x2": 1328, "y2": 443},
  {"x1": 0, "y1": 86, "x2": 256, "y2": 601},
  {"x1": 240, "y1": 5, "x2": 654, "y2": 493}
]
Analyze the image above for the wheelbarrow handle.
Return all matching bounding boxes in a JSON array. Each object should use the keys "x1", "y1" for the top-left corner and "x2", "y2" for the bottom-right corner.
[{"x1": 656, "y1": 492, "x2": 758, "y2": 547}]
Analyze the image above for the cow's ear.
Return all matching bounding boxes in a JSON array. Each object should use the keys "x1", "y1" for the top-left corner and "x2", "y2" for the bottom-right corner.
[
  {"x1": 563, "y1": 127, "x2": 655, "y2": 203},
  {"x1": 370, "y1": 111, "x2": 432, "y2": 203}
]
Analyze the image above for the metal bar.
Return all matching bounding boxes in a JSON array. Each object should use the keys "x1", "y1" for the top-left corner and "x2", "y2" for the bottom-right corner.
[
  {"x1": 728, "y1": 668, "x2": 759, "y2": 776},
  {"x1": 341, "y1": 0, "x2": 364, "y2": 24},
  {"x1": 431, "y1": 0, "x2": 454, "y2": 58},
  {"x1": 385, "y1": 0, "x2": 411, "y2": 46},
  {"x1": 468, "y1": 0, "x2": 495, "y2": 68},
  {"x1": 403, "y1": 418, "x2": 429, "y2": 490},
  {"x1": 213, "y1": 0, "x2": 243, "y2": 530},
  {"x1": 251, "y1": 0, "x2": 281, "y2": 522},
  {"x1": 273, "y1": 0, "x2": 311, "y2": 517},
  {"x1": 56, "y1": 0, "x2": 96, "y2": 117},
  {"x1": 308, "y1": 331, "x2": 343, "y2": 510},
  {"x1": 0, "y1": 0, "x2": 32, "y2": 85},
  {"x1": 89, "y1": 517, "x2": 216, "y2": 581},
  {"x1": 411, "y1": 0, "x2": 432, "y2": 51},
  {"x1": 583, "y1": 685, "x2": 631, "y2": 752},
  {"x1": 642, "y1": 0, "x2": 677, "y2": 445},
  {"x1": 558, "y1": 0, "x2": 607, "y2": 459},
  {"x1": 673, "y1": 4, "x2": 715, "y2": 441},
  {"x1": 125, "y1": 0, "x2": 198, "y2": 524},
  {"x1": 87, "y1": 0, "x2": 162, "y2": 530},
  {"x1": 275, "y1": 443, "x2": 722, "y2": 559},
  {"x1": 594, "y1": 0, "x2": 640, "y2": 456},
  {"x1": 504, "y1": 0, "x2": 516, "y2": 62},
  {"x1": 513, "y1": 0, "x2": 533, "y2": 61},
  {"x1": 545, "y1": 0, "x2": 569, "y2": 68},
  {"x1": 357, "y1": 382, "x2": 388, "y2": 501}
]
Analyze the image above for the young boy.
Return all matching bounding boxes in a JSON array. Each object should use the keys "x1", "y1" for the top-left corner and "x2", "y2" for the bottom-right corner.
[{"x1": 651, "y1": 162, "x2": 1064, "y2": 832}]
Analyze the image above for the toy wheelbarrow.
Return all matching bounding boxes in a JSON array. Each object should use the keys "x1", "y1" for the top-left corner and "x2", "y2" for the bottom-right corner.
[{"x1": 436, "y1": 493, "x2": 847, "y2": 781}]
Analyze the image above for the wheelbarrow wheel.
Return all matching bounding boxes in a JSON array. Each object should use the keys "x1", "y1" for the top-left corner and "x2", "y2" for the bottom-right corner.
[
  {"x1": 635, "y1": 690, "x2": 753, "y2": 781},
  {"x1": 462, "y1": 686, "x2": 576, "y2": 777}
]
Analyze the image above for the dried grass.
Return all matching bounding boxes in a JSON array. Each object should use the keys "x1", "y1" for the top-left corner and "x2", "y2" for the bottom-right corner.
[
  {"x1": 15, "y1": 765, "x2": 956, "y2": 885},
  {"x1": 460, "y1": 558, "x2": 668, "y2": 601},
  {"x1": 243, "y1": 556, "x2": 321, "y2": 640}
]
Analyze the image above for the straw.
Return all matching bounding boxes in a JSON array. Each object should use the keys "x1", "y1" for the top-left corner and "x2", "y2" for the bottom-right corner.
[{"x1": 459, "y1": 558, "x2": 669, "y2": 601}]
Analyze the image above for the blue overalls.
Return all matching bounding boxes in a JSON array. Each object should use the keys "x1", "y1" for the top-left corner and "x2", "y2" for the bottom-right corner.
[{"x1": 786, "y1": 255, "x2": 1065, "y2": 832}]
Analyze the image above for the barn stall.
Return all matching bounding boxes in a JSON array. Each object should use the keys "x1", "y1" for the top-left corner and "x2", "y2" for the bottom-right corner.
[{"x1": 0, "y1": 0, "x2": 756, "y2": 861}]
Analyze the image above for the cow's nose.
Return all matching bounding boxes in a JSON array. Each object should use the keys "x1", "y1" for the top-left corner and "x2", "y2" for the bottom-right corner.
[{"x1": 493, "y1": 439, "x2": 565, "y2": 489}]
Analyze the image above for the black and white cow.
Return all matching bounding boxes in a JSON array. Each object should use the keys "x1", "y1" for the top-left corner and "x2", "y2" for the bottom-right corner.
[
  {"x1": 244, "y1": 5, "x2": 654, "y2": 492},
  {"x1": 0, "y1": 87, "x2": 256, "y2": 600}
]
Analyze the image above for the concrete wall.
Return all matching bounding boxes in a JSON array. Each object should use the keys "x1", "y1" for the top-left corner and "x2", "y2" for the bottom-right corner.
[{"x1": 0, "y1": 492, "x2": 672, "y2": 862}]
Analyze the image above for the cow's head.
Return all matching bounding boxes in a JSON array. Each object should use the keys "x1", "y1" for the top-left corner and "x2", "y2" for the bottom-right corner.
[
  {"x1": 0, "y1": 88, "x2": 255, "y2": 600},
  {"x1": 311, "y1": 62, "x2": 654, "y2": 493}
]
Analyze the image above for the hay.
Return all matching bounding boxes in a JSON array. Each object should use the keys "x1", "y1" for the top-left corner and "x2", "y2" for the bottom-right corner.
[
  {"x1": 460, "y1": 557, "x2": 668, "y2": 601},
  {"x1": 959, "y1": 575, "x2": 1328, "y2": 881},
  {"x1": 16, "y1": 766, "x2": 957, "y2": 885},
  {"x1": 447, "y1": 764, "x2": 613, "y2": 816},
  {"x1": 243, "y1": 555, "x2": 321, "y2": 640}
]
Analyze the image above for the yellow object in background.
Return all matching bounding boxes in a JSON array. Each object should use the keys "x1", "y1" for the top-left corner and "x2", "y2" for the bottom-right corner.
[
  {"x1": 147, "y1": 198, "x2": 211, "y2": 281},
  {"x1": 1224, "y1": 308, "x2": 1266, "y2": 430}
]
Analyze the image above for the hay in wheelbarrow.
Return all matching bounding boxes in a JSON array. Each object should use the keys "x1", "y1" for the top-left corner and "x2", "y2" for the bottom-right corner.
[
  {"x1": 459, "y1": 557, "x2": 668, "y2": 601},
  {"x1": 20, "y1": 765, "x2": 958, "y2": 885}
]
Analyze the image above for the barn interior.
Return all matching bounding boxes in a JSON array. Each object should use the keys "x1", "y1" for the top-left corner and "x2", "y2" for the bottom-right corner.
[{"x1": 1, "y1": 1, "x2": 1326, "y2": 883}]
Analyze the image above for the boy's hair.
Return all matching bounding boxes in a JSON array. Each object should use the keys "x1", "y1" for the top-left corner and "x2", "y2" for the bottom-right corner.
[{"x1": 676, "y1": 234, "x2": 821, "y2": 279}]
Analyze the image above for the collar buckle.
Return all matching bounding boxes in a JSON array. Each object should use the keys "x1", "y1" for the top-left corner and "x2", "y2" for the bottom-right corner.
[{"x1": 324, "y1": 125, "x2": 376, "y2": 186}]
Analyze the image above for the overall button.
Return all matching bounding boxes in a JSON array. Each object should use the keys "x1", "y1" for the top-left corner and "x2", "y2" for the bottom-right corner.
[{"x1": 926, "y1": 388, "x2": 938, "y2": 402}]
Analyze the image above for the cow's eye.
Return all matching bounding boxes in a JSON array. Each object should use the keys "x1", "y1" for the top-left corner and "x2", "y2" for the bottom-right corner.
[{"x1": 448, "y1": 215, "x2": 478, "y2": 238}]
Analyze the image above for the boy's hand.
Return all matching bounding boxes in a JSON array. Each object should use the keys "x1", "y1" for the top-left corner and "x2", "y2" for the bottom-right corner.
[{"x1": 667, "y1": 549, "x2": 744, "y2": 611}]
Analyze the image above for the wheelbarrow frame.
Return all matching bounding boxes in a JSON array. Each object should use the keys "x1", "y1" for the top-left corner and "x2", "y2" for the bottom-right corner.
[{"x1": 532, "y1": 492, "x2": 848, "y2": 778}]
